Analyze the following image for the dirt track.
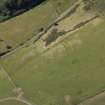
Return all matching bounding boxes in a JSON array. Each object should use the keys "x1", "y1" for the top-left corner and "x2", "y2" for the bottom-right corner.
[
  {"x1": 78, "y1": 91, "x2": 105, "y2": 105},
  {"x1": 0, "y1": 97, "x2": 33, "y2": 105}
]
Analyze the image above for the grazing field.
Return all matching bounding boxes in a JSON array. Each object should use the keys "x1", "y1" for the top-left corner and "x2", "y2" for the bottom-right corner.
[
  {"x1": 1, "y1": 0, "x2": 105, "y2": 105},
  {"x1": 1, "y1": 5, "x2": 105, "y2": 104}
]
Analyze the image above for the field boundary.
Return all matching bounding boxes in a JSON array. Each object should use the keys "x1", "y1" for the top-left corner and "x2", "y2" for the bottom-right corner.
[
  {"x1": 0, "y1": 64, "x2": 16, "y2": 88},
  {"x1": 0, "y1": 64, "x2": 35, "y2": 105}
]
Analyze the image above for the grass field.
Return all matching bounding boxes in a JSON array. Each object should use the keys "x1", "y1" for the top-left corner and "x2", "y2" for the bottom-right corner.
[
  {"x1": 1, "y1": 0, "x2": 105, "y2": 105},
  {"x1": 1, "y1": 4, "x2": 105, "y2": 104}
]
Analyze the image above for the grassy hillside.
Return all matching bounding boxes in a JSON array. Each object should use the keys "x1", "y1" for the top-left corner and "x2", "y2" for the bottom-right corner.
[
  {"x1": 1, "y1": 17, "x2": 105, "y2": 105},
  {"x1": 1, "y1": 0, "x2": 105, "y2": 105},
  {"x1": 1, "y1": 2, "x2": 105, "y2": 105}
]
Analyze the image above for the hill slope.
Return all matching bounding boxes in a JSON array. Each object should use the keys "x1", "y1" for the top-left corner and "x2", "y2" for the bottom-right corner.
[{"x1": 0, "y1": 0, "x2": 105, "y2": 105}]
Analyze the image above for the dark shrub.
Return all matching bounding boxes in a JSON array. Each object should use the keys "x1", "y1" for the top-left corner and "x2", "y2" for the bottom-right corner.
[{"x1": 6, "y1": 45, "x2": 12, "y2": 49}]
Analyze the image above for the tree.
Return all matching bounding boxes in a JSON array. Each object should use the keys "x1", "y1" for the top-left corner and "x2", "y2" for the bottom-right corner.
[
  {"x1": 5, "y1": 0, "x2": 46, "y2": 16},
  {"x1": 82, "y1": 0, "x2": 95, "y2": 11},
  {"x1": 83, "y1": 0, "x2": 105, "y2": 16},
  {"x1": 94, "y1": 0, "x2": 105, "y2": 16}
]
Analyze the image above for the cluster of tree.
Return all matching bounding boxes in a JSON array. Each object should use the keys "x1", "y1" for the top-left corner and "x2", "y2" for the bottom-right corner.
[
  {"x1": 6, "y1": 0, "x2": 44, "y2": 10},
  {"x1": 44, "y1": 28, "x2": 65, "y2": 46},
  {"x1": 5, "y1": 0, "x2": 46, "y2": 15},
  {"x1": 83, "y1": 0, "x2": 105, "y2": 16},
  {"x1": 0, "y1": 0, "x2": 46, "y2": 21}
]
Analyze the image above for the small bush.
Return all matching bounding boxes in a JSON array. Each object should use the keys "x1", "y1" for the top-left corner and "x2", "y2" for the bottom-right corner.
[
  {"x1": 44, "y1": 28, "x2": 65, "y2": 46},
  {"x1": 6, "y1": 45, "x2": 12, "y2": 50}
]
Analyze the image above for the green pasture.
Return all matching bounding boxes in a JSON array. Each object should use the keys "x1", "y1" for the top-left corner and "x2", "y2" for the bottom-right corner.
[{"x1": 1, "y1": 14, "x2": 105, "y2": 105}]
